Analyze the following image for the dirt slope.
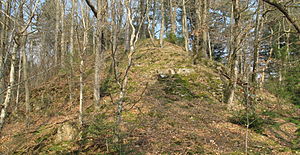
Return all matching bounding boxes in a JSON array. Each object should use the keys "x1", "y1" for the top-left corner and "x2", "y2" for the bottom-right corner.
[{"x1": 0, "y1": 40, "x2": 299, "y2": 154}]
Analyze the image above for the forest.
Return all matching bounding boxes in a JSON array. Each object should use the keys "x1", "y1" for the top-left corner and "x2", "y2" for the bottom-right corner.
[{"x1": 0, "y1": 0, "x2": 299, "y2": 154}]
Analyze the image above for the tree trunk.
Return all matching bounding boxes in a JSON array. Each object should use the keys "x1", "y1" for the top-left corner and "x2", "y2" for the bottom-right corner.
[
  {"x1": 54, "y1": 0, "x2": 60, "y2": 65},
  {"x1": 169, "y1": 0, "x2": 176, "y2": 34},
  {"x1": 125, "y1": 11, "x2": 130, "y2": 52},
  {"x1": 15, "y1": 48, "x2": 22, "y2": 109},
  {"x1": 0, "y1": 0, "x2": 3, "y2": 105},
  {"x1": 60, "y1": 0, "x2": 65, "y2": 67},
  {"x1": 94, "y1": 0, "x2": 105, "y2": 109},
  {"x1": 182, "y1": 0, "x2": 189, "y2": 51},
  {"x1": 252, "y1": 0, "x2": 262, "y2": 84},
  {"x1": 194, "y1": 0, "x2": 202, "y2": 60},
  {"x1": 159, "y1": 0, "x2": 165, "y2": 47},
  {"x1": 0, "y1": 43, "x2": 17, "y2": 130},
  {"x1": 21, "y1": 36, "x2": 30, "y2": 112},
  {"x1": 68, "y1": 0, "x2": 76, "y2": 101},
  {"x1": 201, "y1": 0, "x2": 209, "y2": 58},
  {"x1": 152, "y1": 0, "x2": 157, "y2": 37},
  {"x1": 225, "y1": 0, "x2": 241, "y2": 110},
  {"x1": 79, "y1": 2, "x2": 88, "y2": 126},
  {"x1": 70, "y1": 0, "x2": 75, "y2": 64}
]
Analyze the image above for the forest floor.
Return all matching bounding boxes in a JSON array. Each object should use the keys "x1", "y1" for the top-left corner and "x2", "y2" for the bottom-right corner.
[{"x1": 0, "y1": 40, "x2": 299, "y2": 154}]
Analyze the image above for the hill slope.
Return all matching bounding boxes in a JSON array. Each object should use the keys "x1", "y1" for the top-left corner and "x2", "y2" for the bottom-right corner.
[{"x1": 0, "y1": 40, "x2": 299, "y2": 154}]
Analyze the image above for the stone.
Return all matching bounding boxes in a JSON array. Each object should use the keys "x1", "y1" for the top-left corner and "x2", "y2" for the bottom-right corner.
[
  {"x1": 55, "y1": 122, "x2": 78, "y2": 143},
  {"x1": 177, "y1": 68, "x2": 195, "y2": 75}
]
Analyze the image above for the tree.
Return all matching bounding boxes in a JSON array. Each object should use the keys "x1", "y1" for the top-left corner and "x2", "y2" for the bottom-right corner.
[
  {"x1": 0, "y1": 0, "x2": 39, "y2": 130},
  {"x1": 60, "y1": 0, "x2": 66, "y2": 67},
  {"x1": 78, "y1": 0, "x2": 89, "y2": 126},
  {"x1": 225, "y1": 0, "x2": 242, "y2": 109},
  {"x1": 85, "y1": 0, "x2": 107, "y2": 109},
  {"x1": 169, "y1": 0, "x2": 176, "y2": 35},
  {"x1": 159, "y1": 0, "x2": 165, "y2": 47},
  {"x1": 54, "y1": 0, "x2": 60, "y2": 65},
  {"x1": 182, "y1": 0, "x2": 189, "y2": 51},
  {"x1": 252, "y1": 0, "x2": 263, "y2": 85}
]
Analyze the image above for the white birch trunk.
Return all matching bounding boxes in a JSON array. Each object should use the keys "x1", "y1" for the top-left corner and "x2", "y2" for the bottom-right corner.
[{"x1": 0, "y1": 43, "x2": 17, "y2": 130}]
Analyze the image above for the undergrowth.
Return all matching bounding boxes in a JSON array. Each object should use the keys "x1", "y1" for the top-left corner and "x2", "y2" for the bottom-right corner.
[{"x1": 229, "y1": 111, "x2": 268, "y2": 134}]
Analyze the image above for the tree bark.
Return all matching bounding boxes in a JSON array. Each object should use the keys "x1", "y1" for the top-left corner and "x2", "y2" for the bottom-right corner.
[
  {"x1": 201, "y1": 0, "x2": 209, "y2": 58},
  {"x1": 15, "y1": 47, "x2": 22, "y2": 109},
  {"x1": 125, "y1": 16, "x2": 130, "y2": 52},
  {"x1": 68, "y1": 0, "x2": 76, "y2": 101},
  {"x1": 23, "y1": 37, "x2": 30, "y2": 112},
  {"x1": 0, "y1": 1, "x2": 3, "y2": 105},
  {"x1": 54, "y1": 0, "x2": 60, "y2": 65},
  {"x1": 252, "y1": 0, "x2": 262, "y2": 84},
  {"x1": 94, "y1": 0, "x2": 105, "y2": 109},
  {"x1": 159, "y1": 0, "x2": 165, "y2": 47},
  {"x1": 169, "y1": 0, "x2": 176, "y2": 34},
  {"x1": 182, "y1": 0, "x2": 189, "y2": 51},
  {"x1": 60, "y1": 0, "x2": 65, "y2": 67},
  {"x1": 79, "y1": 1, "x2": 88, "y2": 126},
  {"x1": 0, "y1": 43, "x2": 16, "y2": 130},
  {"x1": 225, "y1": 0, "x2": 242, "y2": 110},
  {"x1": 152, "y1": 0, "x2": 157, "y2": 37}
]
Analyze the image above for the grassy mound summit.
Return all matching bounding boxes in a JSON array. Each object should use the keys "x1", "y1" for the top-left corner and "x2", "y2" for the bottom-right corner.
[{"x1": 0, "y1": 40, "x2": 299, "y2": 154}]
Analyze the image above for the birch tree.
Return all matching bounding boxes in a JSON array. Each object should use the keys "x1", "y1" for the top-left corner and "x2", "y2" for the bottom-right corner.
[{"x1": 0, "y1": 0, "x2": 39, "y2": 130}]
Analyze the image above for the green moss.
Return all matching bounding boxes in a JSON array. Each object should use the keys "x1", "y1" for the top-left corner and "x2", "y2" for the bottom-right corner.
[{"x1": 158, "y1": 74, "x2": 199, "y2": 101}]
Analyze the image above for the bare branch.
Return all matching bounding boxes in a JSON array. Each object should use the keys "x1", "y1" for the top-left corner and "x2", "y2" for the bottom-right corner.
[
  {"x1": 262, "y1": 0, "x2": 300, "y2": 33},
  {"x1": 85, "y1": 0, "x2": 98, "y2": 18}
]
